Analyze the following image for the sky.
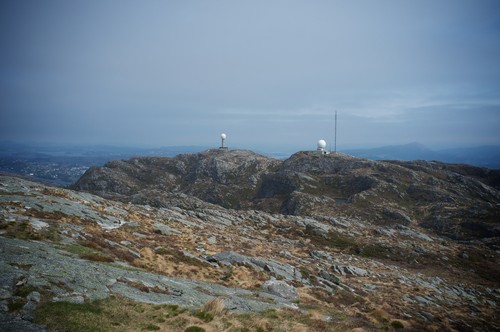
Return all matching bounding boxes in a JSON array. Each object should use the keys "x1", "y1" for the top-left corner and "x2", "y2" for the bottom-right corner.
[{"x1": 1, "y1": 0, "x2": 500, "y2": 151}]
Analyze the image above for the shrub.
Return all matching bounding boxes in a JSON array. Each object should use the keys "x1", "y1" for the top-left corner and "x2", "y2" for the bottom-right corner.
[
  {"x1": 391, "y1": 320, "x2": 404, "y2": 329},
  {"x1": 143, "y1": 323, "x2": 160, "y2": 330},
  {"x1": 8, "y1": 299, "x2": 26, "y2": 312},
  {"x1": 185, "y1": 327, "x2": 206, "y2": 332}
]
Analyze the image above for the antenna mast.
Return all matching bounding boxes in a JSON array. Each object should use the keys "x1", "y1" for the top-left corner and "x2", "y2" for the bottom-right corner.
[{"x1": 334, "y1": 111, "x2": 337, "y2": 153}]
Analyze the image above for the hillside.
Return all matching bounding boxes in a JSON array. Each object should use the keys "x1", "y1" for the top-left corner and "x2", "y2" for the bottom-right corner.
[
  {"x1": 1, "y1": 149, "x2": 499, "y2": 331},
  {"x1": 74, "y1": 149, "x2": 500, "y2": 242}
]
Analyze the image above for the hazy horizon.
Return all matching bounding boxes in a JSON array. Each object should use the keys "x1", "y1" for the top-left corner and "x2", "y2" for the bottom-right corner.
[{"x1": 1, "y1": 1, "x2": 499, "y2": 150}]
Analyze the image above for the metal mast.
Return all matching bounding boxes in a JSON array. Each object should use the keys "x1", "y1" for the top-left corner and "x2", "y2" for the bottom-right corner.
[{"x1": 334, "y1": 111, "x2": 337, "y2": 153}]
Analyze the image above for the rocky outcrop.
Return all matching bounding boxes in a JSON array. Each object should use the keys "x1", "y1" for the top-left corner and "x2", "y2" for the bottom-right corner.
[
  {"x1": 206, "y1": 251, "x2": 304, "y2": 282},
  {"x1": 260, "y1": 279, "x2": 299, "y2": 301},
  {"x1": 0, "y1": 236, "x2": 296, "y2": 316},
  {"x1": 72, "y1": 150, "x2": 500, "y2": 240},
  {"x1": 74, "y1": 149, "x2": 279, "y2": 209}
]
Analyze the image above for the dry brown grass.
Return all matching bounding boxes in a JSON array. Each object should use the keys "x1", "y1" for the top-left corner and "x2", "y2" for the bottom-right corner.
[
  {"x1": 80, "y1": 253, "x2": 114, "y2": 262},
  {"x1": 200, "y1": 298, "x2": 225, "y2": 316}
]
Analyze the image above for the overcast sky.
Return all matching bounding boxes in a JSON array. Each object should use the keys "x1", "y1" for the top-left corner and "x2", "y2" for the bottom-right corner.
[{"x1": 1, "y1": 0, "x2": 499, "y2": 151}]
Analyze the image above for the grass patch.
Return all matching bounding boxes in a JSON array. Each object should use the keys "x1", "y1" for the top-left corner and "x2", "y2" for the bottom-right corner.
[
  {"x1": 193, "y1": 310, "x2": 214, "y2": 323},
  {"x1": 80, "y1": 253, "x2": 114, "y2": 262},
  {"x1": 357, "y1": 244, "x2": 392, "y2": 259},
  {"x1": 304, "y1": 228, "x2": 358, "y2": 251},
  {"x1": 118, "y1": 278, "x2": 171, "y2": 295},
  {"x1": 142, "y1": 323, "x2": 160, "y2": 331},
  {"x1": 154, "y1": 247, "x2": 210, "y2": 268},
  {"x1": 33, "y1": 294, "x2": 376, "y2": 332},
  {"x1": 63, "y1": 244, "x2": 114, "y2": 262},
  {"x1": 4, "y1": 220, "x2": 61, "y2": 242},
  {"x1": 241, "y1": 293, "x2": 276, "y2": 304}
]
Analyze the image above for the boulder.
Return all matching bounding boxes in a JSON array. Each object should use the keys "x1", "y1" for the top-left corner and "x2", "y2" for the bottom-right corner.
[
  {"x1": 261, "y1": 279, "x2": 299, "y2": 301},
  {"x1": 318, "y1": 270, "x2": 340, "y2": 285},
  {"x1": 153, "y1": 223, "x2": 182, "y2": 235}
]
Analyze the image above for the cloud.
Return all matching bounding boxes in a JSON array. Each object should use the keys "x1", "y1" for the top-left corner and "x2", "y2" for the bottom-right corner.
[{"x1": 1, "y1": 0, "x2": 499, "y2": 149}]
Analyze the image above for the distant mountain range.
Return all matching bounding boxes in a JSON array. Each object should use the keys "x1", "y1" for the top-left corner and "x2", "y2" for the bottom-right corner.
[{"x1": 342, "y1": 143, "x2": 500, "y2": 169}]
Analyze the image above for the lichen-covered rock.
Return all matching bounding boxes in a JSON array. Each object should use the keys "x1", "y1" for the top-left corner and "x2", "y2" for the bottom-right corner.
[{"x1": 261, "y1": 279, "x2": 299, "y2": 301}]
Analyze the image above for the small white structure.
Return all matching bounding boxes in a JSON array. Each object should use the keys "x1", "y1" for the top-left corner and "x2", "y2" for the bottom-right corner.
[
  {"x1": 220, "y1": 133, "x2": 228, "y2": 149},
  {"x1": 317, "y1": 139, "x2": 328, "y2": 154}
]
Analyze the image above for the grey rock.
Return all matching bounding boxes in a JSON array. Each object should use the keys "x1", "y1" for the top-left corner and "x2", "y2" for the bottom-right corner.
[
  {"x1": 303, "y1": 218, "x2": 331, "y2": 237},
  {"x1": 414, "y1": 295, "x2": 435, "y2": 306},
  {"x1": 383, "y1": 208, "x2": 411, "y2": 224},
  {"x1": 396, "y1": 225, "x2": 433, "y2": 242},
  {"x1": 53, "y1": 295, "x2": 85, "y2": 304},
  {"x1": 313, "y1": 277, "x2": 338, "y2": 293},
  {"x1": 364, "y1": 284, "x2": 377, "y2": 292},
  {"x1": 261, "y1": 279, "x2": 299, "y2": 301},
  {"x1": 153, "y1": 222, "x2": 182, "y2": 235},
  {"x1": 0, "y1": 300, "x2": 8, "y2": 312},
  {"x1": 0, "y1": 288, "x2": 12, "y2": 300},
  {"x1": 318, "y1": 270, "x2": 340, "y2": 285},
  {"x1": 309, "y1": 250, "x2": 332, "y2": 261},
  {"x1": 21, "y1": 300, "x2": 37, "y2": 321},
  {"x1": 0, "y1": 314, "x2": 47, "y2": 332},
  {"x1": 207, "y1": 251, "x2": 304, "y2": 282},
  {"x1": 27, "y1": 292, "x2": 40, "y2": 303},
  {"x1": 332, "y1": 264, "x2": 369, "y2": 277}
]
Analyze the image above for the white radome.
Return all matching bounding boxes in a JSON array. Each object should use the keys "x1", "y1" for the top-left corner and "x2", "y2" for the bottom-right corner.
[
  {"x1": 318, "y1": 139, "x2": 326, "y2": 149},
  {"x1": 221, "y1": 133, "x2": 227, "y2": 140}
]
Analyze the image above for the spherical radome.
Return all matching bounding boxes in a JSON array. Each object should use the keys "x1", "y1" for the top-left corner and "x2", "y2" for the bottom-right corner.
[
  {"x1": 221, "y1": 133, "x2": 227, "y2": 140},
  {"x1": 318, "y1": 139, "x2": 326, "y2": 149}
]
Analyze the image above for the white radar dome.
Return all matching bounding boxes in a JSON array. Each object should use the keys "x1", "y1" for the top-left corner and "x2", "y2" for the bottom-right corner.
[
  {"x1": 317, "y1": 139, "x2": 327, "y2": 149},
  {"x1": 221, "y1": 133, "x2": 227, "y2": 139}
]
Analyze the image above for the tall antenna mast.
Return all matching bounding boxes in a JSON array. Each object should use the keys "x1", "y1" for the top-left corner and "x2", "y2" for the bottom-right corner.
[{"x1": 334, "y1": 110, "x2": 337, "y2": 153}]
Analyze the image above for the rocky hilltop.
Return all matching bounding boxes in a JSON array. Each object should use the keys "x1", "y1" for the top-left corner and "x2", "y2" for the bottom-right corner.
[
  {"x1": 1, "y1": 150, "x2": 499, "y2": 331},
  {"x1": 74, "y1": 149, "x2": 500, "y2": 242},
  {"x1": 74, "y1": 149, "x2": 280, "y2": 209}
]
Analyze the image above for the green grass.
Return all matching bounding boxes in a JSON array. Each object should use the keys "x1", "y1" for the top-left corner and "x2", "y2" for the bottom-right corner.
[
  {"x1": 357, "y1": 244, "x2": 392, "y2": 259},
  {"x1": 63, "y1": 244, "x2": 114, "y2": 262},
  {"x1": 305, "y1": 228, "x2": 358, "y2": 251},
  {"x1": 35, "y1": 297, "x2": 195, "y2": 332},
  {"x1": 193, "y1": 310, "x2": 214, "y2": 322},
  {"x1": 154, "y1": 247, "x2": 210, "y2": 268}
]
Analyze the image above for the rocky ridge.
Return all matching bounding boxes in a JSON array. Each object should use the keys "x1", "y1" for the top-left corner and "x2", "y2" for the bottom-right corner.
[{"x1": 74, "y1": 149, "x2": 500, "y2": 241}]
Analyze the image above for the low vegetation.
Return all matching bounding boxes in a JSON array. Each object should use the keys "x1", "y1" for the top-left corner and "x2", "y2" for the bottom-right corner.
[{"x1": 34, "y1": 295, "x2": 372, "y2": 331}]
